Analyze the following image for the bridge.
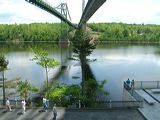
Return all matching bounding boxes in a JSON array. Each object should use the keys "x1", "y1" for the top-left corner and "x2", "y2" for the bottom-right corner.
[
  {"x1": 25, "y1": 0, "x2": 106, "y2": 66},
  {"x1": 25, "y1": 0, "x2": 106, "y2": 29},
  {"x1": 78, "y1": 0, "x2": 106, "y2": 28},
  {"x1": 25, "y1": 0, "x2": 76, "y2": 28}
]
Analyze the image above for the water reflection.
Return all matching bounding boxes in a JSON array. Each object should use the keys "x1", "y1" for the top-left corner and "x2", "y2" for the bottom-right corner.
[
  {"x1": 88, "y1": 44, "x2": 160, "y2": 100},
  {"x1": 0, "y1": 43, "x2": 61, "y2": 88},
  {"x1": 6, "y1": 52, "x2": 45, "y2": 87},
  {"x1": 0, "y1": 43, "x2": 160, "y2": 100}
]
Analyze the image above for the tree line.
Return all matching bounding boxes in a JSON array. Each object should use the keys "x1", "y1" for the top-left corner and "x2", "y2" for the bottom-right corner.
[
  {"x1": 1, "y1": 22, "x2": 160, "y2": 43},
  {"x1": 88, "y1": 22, "x2": 160, "y2": 42},
  {"x1": 0, "y1": 23, "x2": 71, "y2": 42}
]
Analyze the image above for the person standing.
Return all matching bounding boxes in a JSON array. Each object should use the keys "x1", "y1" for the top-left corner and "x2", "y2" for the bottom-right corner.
[
  {"x1": 131, "y1": 79, "x2": 135, "y2": 89},
  {"x1": 6, "y1": 98, "x2": 12, "y2": 112},
  {"x1": 131, "y1": 79, "x2": 135, "y2": 95},
  {"x1": 51, "y1": 104, "x2": 57, "y2": 120},
  {"x1": 126, "y1": 78, "x2": 131, "y2": 86},
  {"x1": 42, "y1": 97, "x2": 47, "y2": 112},
  {"x1": 21, "y1": 98, "x2": 26, "y2": 114}
]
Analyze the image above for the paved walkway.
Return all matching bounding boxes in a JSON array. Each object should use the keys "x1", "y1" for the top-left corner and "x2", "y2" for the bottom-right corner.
[
  {"x1": 0, "y1": 108, "x2": 145, "y2": 120},
  {"x1": 136, "y1": 89, "x2": 160, "y2": 120}
]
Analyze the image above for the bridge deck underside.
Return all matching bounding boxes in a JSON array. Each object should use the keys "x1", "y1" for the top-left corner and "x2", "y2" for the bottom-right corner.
[
  {"x1": 79, "y1": 0, "x2": 106, "y2": 28},
  {"x1": 26, "y1": 0, "x2": 106, "y2": 29}
]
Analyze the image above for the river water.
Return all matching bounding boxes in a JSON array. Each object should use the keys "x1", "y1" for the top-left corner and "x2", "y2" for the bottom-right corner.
[{"x1": 0, "y1": 42, "x2": 160, "y2": 101}]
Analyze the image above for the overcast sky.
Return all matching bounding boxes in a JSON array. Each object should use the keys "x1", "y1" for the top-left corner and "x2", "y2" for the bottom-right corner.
[{"x1": 0, "y1": 0, "x2": 160, "y2": 24}]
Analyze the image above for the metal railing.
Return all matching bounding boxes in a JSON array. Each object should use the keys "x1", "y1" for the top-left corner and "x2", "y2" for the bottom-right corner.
[
  {"x1": 0, "y1": 98, "x2": 143, "y2": 109},
  {"x1": 124, "y1": 82, "x2": 143, "y2": 100},
  {"x1": 0, "y1": 81, "x2": 147, "y2": 109},
  {"x1": 123, "y1": 82, "x2": 143, "y2": 108},
  {"x1": 134, "y1": 81, "x2": 160, "y2": 89},
  {"x1": 94, "y1": 100, "x2": 143, "y2": 108}
]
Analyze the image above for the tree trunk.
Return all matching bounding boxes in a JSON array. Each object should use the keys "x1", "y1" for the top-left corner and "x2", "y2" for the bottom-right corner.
[
  {"x1": 2, "y1": 70, "x2": 5, "y2": 106},
  {"x1": 81, "y1": 59, "x2": 85, "y2": 97},
  {"x1": 45, "y1": 67, "x2": 49, "y2": 99},
  {"x1": 80, "y1": 55, "x2": 88, "y2": 108}
]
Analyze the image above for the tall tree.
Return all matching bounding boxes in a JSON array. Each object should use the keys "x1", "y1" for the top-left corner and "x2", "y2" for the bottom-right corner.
[
  {"x1": 71, "y1": 29, "x2": 96, "y2": 97},
  {"x1": 0, "y1": 54, "x2": 9, "y2": 105},
  {"x1": 31, "y1": 48, "x2": 60, "y2": 99}
]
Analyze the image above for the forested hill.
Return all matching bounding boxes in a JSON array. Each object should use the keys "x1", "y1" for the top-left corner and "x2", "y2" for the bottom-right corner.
[
  {"x1": 0, "y1": 23, "x2": 71, "y2": 42},
  {"x1": 88, "y1": 23, "x2": 160, "y2": 42},
  {"x1": 1, "y1": 22, "x2": 160, "y2": 43}
]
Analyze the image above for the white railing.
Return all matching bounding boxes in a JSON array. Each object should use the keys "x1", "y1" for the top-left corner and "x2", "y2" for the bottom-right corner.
[{"x1": 134, "y1": 81, "x2": 160, "y2": 89}]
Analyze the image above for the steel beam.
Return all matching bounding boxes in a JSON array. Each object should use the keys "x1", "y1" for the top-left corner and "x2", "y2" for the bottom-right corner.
[
  {"x1": 25, "y1": 0, "x2": 76, "y2": 28},
  {"x1": 78, "y1": 0, "x2": 106, "y2": 28}
]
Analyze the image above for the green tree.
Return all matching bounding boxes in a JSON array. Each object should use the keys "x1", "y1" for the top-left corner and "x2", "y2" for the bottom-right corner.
[
  {"x1": 0, "y1": 54, "x2": 9, "y2": 105},
  {"x1": 85, "y1": 79, "x2": 108, "y2": 107},
  {"x1": 71, "y1": 29, "x2": 96, "y2": 97},
  {"x1": 31, "y1": 48, "x2": 60, "y2": 99},
  {"x1": 17, "y1": 80, "x2": 38, "y2": 100},
  {"x1": 48, "y1": 84, "x2": 81, "y2": 107}
]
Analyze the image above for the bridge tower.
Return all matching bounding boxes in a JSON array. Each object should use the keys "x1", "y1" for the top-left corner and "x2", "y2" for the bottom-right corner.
[
  {"x1": 55, "y1": 3, "x2": 71, "y2": 40},
  {"x1": 55, "y1": 3, "x2": 72, "y2": 66}
]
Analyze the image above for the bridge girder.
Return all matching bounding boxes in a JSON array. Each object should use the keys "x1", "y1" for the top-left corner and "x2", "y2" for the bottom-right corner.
[
  {"x1": 25, "y1": 0, "x2": 107, "y2": 30},
  {"x1": 78, "y1": 0, "x2": 106, "y2": 29},
  {"x1": 25, "y1": 0, "x2": 77, "y2": 28}
]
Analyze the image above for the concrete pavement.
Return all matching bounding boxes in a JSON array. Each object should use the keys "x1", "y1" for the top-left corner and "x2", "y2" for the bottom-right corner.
[
  {"x1": 0, "y1": 108, "x2": 145, "y2": 120},
  {"x1": 136, "y1": 89, "x2": 160, "y2": 120}
]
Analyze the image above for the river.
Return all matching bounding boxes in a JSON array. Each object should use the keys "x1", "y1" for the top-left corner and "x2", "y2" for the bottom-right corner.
[{"x1": 0, "y1": 42, "x2": 160, "y2": 101}]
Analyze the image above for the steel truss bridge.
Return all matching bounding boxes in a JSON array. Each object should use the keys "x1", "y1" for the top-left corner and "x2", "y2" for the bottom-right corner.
[{"x1": 25, "y1": 0, "x2": 106, "y2": 29}]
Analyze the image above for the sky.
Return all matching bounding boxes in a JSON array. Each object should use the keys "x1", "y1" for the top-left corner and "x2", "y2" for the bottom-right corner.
[{"x1": 0, "y1": 0, "x2": 160, "y2": 24}]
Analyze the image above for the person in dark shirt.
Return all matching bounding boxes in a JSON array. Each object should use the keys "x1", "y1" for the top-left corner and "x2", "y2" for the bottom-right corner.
[{"x1": 126, "y1": 78, "x2": 131, "y2": 86}]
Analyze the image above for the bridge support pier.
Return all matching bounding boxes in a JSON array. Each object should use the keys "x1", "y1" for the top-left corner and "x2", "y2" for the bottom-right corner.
[{"x1": 81, "y1": 22, "x2": 87, "y2": 30}]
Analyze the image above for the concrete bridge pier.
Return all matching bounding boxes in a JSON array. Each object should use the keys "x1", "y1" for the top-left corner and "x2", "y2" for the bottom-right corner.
[{"x1": 80, "y1": 22, "x2": 87, "y2": 30}]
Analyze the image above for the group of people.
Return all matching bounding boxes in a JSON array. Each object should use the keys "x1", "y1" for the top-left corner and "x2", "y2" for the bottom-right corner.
[
  {"x1": 42, "y1": 97, "x2": 57, "y2": 120},
  {"x1": 6, "y1": 98, "x2": 26, "y2": 114},
  {"x1": 126, "y1": 78, "x2": 135, "y2": 88},
  {"x1": 126, "y1": 78, "x2": 135, "y2": 95},
  {"x1": 5, "y1": 97, "x2": 57, "y2": 120}
]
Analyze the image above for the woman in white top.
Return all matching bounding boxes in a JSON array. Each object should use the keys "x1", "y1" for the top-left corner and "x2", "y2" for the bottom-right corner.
[
  {"x1": 43, "y1": 97, "x2": 47, "y2": 111},
  {"x1": 21, "y1": 99, "x2": 26, "y2": 114},
  {"x1": 6, "y1": 98, "x2": 12, "y2": 112}
]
